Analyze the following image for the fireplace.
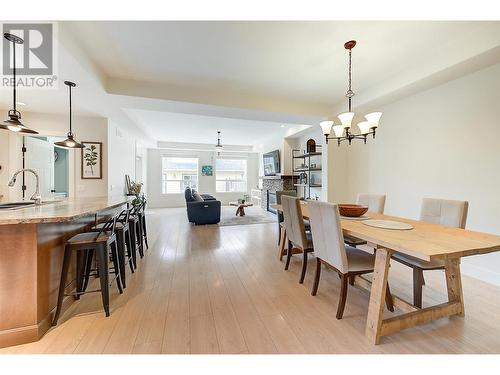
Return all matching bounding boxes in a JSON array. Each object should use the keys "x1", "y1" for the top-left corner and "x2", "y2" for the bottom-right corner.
[
  {"x1": 261, "y1": 175, "x2": 298, "y2": 214},
  {"x1": 267, "y1": 191, "x2": 277, "y2": 214}
]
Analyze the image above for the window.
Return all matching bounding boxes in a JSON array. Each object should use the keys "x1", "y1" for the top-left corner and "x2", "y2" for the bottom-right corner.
[
  {"x1": 162, "y1": 157, "x2": 198, "y2": 194},
  {"x1": 216, "y1": 158, "x2": 247, "y2": 193}
]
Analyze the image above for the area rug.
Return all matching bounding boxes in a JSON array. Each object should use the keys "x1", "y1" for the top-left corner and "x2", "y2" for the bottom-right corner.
[{"x1": 219, "y1": 206, "x2": 277, "y2": 226}]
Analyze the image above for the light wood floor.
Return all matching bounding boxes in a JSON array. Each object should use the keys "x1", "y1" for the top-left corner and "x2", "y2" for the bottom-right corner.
[{"x1": 2, "y1": 207, "x2": 500, "y2": 354}]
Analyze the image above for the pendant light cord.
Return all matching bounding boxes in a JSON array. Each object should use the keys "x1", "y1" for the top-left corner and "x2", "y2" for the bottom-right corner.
[
  {"x1": 12, "y1": 39, "x2": 16, "y2": 112},
  {"x1": 68, "y1": 84, "x2": 72, "y2": 134},
  {"x1": 347, "y1": 48, "x2": 353, "y2": 113}
]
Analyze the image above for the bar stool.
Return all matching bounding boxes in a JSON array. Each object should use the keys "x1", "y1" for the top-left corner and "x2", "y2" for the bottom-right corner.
[
  {"x1": 139, "y1": 200, "x2": 149, "y2": 250},
  {"x1": 52, "y1": 215, "x2": 123, "y2": 326},
  {"x1": 91, "y1": 208, "x2": 134, "y2": 288},
  {"x1": 129, "y1": 203, "x2": 145, "y2": 259}
]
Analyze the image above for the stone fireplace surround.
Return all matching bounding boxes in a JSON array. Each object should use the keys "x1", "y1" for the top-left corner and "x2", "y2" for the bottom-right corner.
[{"x1": 261, "y1": 175, "x2": 298, "y2": 212}]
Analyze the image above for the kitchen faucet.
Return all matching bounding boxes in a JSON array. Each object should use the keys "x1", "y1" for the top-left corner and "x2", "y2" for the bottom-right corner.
[{"x1": 8, "y1": 169, "x2": 42, "y2": 205}]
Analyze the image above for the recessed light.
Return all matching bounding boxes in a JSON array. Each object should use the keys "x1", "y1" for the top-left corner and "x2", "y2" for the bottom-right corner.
[
  {"x1": 16, "y1": 101, "x2": 26, "y2": 106},
  {"x1": 280, "y1": 125, "x2": 286, "y2": 128}
]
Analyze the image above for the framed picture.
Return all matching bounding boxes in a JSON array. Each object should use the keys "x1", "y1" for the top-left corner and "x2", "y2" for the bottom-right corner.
[
  {"x1": 201, "y1": 165, "x2": 213, "y2": 176},
  {"x1": 81, "y1": 142, "x2": 103, "y2": 179}
]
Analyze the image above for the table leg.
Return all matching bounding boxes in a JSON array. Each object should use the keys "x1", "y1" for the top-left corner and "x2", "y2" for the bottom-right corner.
[
  {"x1": 365, "y1": 247, "x2": 392, "y2": 344},
  {"x1": 444, "y1": 258, "x2": 465, "y2": 317},
  {"x1": 240, "y1": 207, "x2": 245, "y2": 216}
]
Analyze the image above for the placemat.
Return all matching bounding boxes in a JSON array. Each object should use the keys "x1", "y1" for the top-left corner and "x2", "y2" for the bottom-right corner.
[
  {"x1": 362, "y1": 219, "x2": 414, "y2": 230},
  {"x1": 340, "y1": 215, "x2": 370, "y2": 221}
]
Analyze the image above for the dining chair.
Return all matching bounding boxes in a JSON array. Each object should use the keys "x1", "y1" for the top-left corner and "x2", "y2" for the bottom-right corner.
[
  {"x1": 344, "y1": 193, "x2": 386, "y2": 247},
  {"x1": 281, "y1": 195, "x2": 314, "y2": 284},
  {"x1": 276, "y1": 190, "x2": 297, "y2": 259},
  {"x1": 307, "y1": 200, "x2": 394, "y2": 319},
  {"x1": 392, "y1": 198, "x2": 469, "y2": 308}
]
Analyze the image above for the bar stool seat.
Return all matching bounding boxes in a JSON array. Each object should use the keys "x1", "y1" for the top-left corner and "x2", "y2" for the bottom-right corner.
[{"x1": 67, "y1": 232, "x2": 113, "y2": 244}]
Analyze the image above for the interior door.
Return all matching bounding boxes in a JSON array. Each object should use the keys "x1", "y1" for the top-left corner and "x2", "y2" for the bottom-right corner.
[{"x1": 25, "y1": 137, "x2": 55, "y2": 201}]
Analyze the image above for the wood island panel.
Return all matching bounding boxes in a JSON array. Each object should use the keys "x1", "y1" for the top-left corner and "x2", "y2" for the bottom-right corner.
[{"x1": 0, "y1": 198, "x2": 127, "y2": 348}]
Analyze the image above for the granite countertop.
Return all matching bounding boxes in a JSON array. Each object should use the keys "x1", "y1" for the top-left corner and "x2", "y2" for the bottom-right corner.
[{"x1": 0, "y1": 196, "x2": 130, "y2": 225}]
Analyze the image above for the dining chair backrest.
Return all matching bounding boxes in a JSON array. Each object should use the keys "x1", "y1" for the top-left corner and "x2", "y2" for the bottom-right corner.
[
  {"x1": 308, "y1": 201, "x2": 349, "y2": 274},
  {"x1": 357, "y1": 193, "x2": 386, "y2": 214},
  {"x1": 420, "y1": 198, "x2": 468, "y2": 229},
  {"x1": 276, "y1": 190, "x2": 297, "y2": 223},
  {"x1": 281, "y1": 195, "x2": 308, "y2": 249},
  {"x1": 116, "y1": 208, "x2": 130, "y2": 225}
]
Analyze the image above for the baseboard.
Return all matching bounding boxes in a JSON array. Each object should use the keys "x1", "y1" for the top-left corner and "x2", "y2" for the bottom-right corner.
[
  {"x1": 0, "y1": 295, "x2": 74, "y2": 349},
  {"x1": 461, "y1": 261, "x2": 500, "y2": 287}
]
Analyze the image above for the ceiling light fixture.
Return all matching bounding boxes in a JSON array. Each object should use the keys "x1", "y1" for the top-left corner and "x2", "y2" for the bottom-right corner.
[
  {"x1": 0, "y1": 33, "x2": 39, "y2": 134},
  {"x1": 215, "y1": 130, "x2": 223, "y2": 156},
  {"x1": 320, "y1": 40, "x2": 381, "y2": 146},
  {"x1": 55, "y1": 81, "x2": 83, "y2": 149}
]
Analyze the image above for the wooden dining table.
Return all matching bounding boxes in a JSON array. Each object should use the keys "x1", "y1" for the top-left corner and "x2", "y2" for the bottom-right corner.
[{"x1": 272, "y1": 201, "x2": 500, "y2": 344}]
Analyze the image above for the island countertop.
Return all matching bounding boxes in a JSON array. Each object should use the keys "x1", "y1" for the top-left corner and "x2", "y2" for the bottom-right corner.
[{"x1": 0, "y1": 196, "x2": 130, "y2": 225}]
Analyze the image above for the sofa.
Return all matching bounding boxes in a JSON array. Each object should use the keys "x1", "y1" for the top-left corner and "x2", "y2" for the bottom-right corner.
[{"x1": 184, "y1": 187, "x2": 221, "y2": 225}]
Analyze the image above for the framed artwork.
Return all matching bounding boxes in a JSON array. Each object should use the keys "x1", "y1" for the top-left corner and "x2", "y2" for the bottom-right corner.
[
  {"x1": 81, "y1": 141, "x2": 103, "y2": 179},
  {"x1": 201, "y1": 165, "x2": 213, "y2": 176}
]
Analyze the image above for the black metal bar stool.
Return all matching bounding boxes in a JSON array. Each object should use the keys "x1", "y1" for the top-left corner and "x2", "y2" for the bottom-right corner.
[
  {"x1": 52, "y1": 215, "x2": 123, "y2": 326},
  {"x1": 91, "y1": 208, "x2": 134, "y2": 288},
  {"x1": 129, "y1": 203, "x2": 145, "y2": 259},
  {"x1": 139, "y1": 200, "x2": 149, "y2": 250}
]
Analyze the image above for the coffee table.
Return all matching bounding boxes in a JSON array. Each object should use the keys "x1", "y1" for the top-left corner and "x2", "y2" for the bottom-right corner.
[{"x1": 229, "y1": 201, "x2": 253, "y2": 216}]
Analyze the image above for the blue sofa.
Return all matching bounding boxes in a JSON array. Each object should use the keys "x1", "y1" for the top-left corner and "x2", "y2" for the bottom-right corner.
[{"x1": 185, "y1": 187, "x2": 221, "y2": 225}]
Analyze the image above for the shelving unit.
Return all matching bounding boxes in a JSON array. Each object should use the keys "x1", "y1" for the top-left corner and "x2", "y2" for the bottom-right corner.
[{"x1": 292, "y1": 146, "x2": 322, "y2": 199}]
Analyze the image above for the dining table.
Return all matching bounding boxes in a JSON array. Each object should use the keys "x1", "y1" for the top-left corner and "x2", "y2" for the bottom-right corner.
[{"x1": 271, "y1": 201, "x2": 500, "y2": 344}]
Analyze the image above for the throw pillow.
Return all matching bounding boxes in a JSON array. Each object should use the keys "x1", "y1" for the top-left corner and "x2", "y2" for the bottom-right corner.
[{"x1": 192, "y1": 191, "x2": 204, "y2": 202}]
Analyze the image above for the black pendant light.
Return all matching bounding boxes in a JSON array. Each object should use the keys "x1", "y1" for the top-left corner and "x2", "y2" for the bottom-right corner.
[
  {"x1": 55, "y1": 81, "x2": 83, "y2": 148},
  {"x1": 0, "y1": 33, "x2": 39, "y2": 134}
]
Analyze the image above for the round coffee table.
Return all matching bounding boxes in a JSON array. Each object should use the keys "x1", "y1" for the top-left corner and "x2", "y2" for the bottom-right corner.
[{"x1": 229, "y1": 201, "x2": 253, "y2": 216}]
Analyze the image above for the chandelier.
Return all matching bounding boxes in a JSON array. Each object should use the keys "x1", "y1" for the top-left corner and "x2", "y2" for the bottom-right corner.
[
  {"x1": 215, "y1": 130, "x2": 223, "y2": 155},
  {"x1": 320, "y1": 40, "x2": 381, "y2": 146}
]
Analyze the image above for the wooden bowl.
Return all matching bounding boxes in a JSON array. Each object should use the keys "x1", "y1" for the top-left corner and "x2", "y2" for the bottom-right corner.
[{"x1": 338, "y1": 204, "x2": 368, "y2": 217}]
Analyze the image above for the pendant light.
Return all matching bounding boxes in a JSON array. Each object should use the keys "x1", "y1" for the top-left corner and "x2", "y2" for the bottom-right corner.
[
  {"x1": 55, "y1": 81, "x2": 83, "y2": 148},
  {"x1": 215, "y1": 130, "x2": 223, "y2": 156},
  {"x1": 0, "y1": 33, "x2": 39, "y2": 134},
  {"x1": 320, "y1": 40, "x2": 382, "y2": 146}
]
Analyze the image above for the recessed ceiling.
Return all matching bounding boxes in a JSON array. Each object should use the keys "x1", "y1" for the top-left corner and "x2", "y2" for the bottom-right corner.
[
  {"x1": 66, "y1": 20, "x2": 500, "y2": 108},
  {"x1": 123, "y1": 108, "x2": 310, "y2": 146}
]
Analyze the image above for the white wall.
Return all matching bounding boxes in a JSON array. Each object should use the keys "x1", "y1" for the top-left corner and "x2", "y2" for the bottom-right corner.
[
  {"x1": 333, "y1": 62, "x2": 500, "y2": 285},
  {"x1": 107, "y1": 120, "x2": 137, "y2": 197},
  {"x1": 0, "y1": 111, "x2": 147, "y2": 202},
  {"x1": 0, "y1": 112, "x2": 108, "y2": 201},
  {"x1": 147, "y1": 145, "x2": 259, "y2": 208}
]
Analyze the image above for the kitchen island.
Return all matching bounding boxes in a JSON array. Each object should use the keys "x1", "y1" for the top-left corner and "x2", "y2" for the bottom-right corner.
[{"x1": 0, "y1": 197, "x2": 129, "y2": 348}]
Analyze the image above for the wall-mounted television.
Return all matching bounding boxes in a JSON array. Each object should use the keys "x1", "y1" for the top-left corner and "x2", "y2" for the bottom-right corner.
[{"x1": 263, "y1": 150, "x2": 280, "y2": 176}]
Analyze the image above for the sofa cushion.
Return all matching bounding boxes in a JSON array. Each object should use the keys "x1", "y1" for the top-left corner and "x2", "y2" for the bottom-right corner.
[{"x1": 192, "y1": 191, "x2": 204, "y2": 202}]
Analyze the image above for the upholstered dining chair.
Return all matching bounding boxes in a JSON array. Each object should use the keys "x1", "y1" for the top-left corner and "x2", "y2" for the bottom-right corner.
[
  {"x1": 281, "y1": 195, "x2": 314, "y2": 283},
  {"x1": 276, "y1": 190, "x2": 297, "y2": 260},
  {"x1": 344, "y1": 193, "x2": 386, "y2": 247},
  {"x1": 307, "y1": 200, "x2": 394, "y2": 319},
  {"x1": 392, "y1": 198, "x2": 469, "y2": 308}
]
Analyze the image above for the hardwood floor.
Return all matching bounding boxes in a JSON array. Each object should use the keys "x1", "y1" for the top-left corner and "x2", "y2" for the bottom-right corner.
[{"x1": 2, "y1": 207, "x2": 500, "y2": 354}]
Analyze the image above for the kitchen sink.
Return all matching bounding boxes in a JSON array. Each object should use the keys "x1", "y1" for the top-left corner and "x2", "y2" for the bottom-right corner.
[{"x1": 0, "y1": 200, "x2": 61, "y2": 210}]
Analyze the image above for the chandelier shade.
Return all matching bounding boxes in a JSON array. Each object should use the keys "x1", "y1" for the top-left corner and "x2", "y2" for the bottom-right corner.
[
  {"x1": 338, "y1": 112, "x2": 354, "y2": 129},
  {"x1": 320, "y1": 40, "x2": 381, "y2": 146},
  {"x1": 319, "y1": 121, "x2": 333, "y2": 135}
]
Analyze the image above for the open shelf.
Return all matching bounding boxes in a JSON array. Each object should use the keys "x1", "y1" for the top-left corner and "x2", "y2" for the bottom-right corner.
[
  {"x1": 292, "y1": 152, "x2": 322, "y2": 159},
  {"x1": 293, "y1": 167, "x2": 322, "y2": 173}
]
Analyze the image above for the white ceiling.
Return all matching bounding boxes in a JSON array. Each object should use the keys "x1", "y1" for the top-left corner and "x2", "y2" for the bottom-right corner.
[
  {"x1": 123, "y1": 108, "x2": 310, "y2": 146},
  {"x1": 66, "y1": 21, "x2": 500, "y2": 107},
  {"x1": 1, "y1": 21, "x2": 499, "y2": 147}
]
